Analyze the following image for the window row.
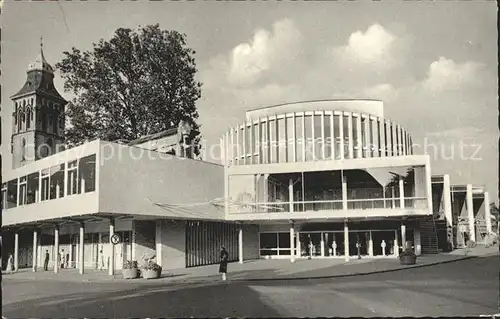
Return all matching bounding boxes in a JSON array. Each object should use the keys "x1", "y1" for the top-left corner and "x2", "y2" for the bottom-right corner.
[
  {"x1": 1, "y1": 154, "x2": 96, "y2": 209},
  {"x1": 13, "y1": 110, "x2": 64, "y2": 133},
  {"x1": 222, "y1": 112, "x2": 413, "y2": 166}
]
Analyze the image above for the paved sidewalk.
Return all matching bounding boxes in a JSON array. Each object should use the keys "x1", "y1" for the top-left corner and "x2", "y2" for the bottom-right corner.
[{"x1": 3, "y1": 245, "x2": 498, "y2": 285}]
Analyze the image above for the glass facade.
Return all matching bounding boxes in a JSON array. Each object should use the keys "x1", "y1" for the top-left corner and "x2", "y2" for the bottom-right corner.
[
  {"x1": 223, "y1": 111, "x2": 413, "y2": 166},
  {"x1": 2, "y1": 154, "x2": 97, "y2": 210}
]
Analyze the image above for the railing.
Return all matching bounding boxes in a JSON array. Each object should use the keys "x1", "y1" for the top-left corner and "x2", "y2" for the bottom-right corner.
[{"x1": 229, "y1": 197, "x2": 428, "y2": 214}]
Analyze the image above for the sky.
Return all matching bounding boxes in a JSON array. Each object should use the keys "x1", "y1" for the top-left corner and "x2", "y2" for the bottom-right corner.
[{"x1": 1, "y1": 1, "x2": 498, "y2": 202}]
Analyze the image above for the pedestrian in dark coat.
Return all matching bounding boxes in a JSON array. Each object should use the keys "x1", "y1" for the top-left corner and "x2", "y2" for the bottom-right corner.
[{"x1": 219, "y1": 246, "x2": 229, "y2": 281}]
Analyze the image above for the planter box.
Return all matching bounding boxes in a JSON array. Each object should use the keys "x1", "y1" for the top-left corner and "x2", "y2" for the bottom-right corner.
[
  {"x1": 399, "y1": 255, "x2": 417, "y2": 265},
  {"x1": 122, "y1": 268, "x2": 139, "y2": 279},
  {"x1": 142, "y1": 268, "x2": 161, "y2": 279}
]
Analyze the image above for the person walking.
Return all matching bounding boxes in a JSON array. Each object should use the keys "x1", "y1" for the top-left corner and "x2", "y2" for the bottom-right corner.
[
  {"x1": 99, "y1": 249, "x2": 105, "y2": 271},
  {"x1": 44, "y1": 250, "x2": 50, "y2": 271},
  {"x1": 6, "y1": 254, "x2": 13, "y2": 274},
  {"x1": 219, "y1": 246, "x2": 229, "y2": 281},
  {"x1": 60, "y1": 249, "x2": 66, "y2": 269}
]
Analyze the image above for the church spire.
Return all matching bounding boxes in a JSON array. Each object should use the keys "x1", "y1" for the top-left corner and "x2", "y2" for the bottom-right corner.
[{"x1": 27, "y1": 35, "x2": 53, "y2": 74}]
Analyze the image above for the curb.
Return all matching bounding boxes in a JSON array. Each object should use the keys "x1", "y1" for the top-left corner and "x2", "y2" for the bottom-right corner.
[
  {"x1": 3, "y1": 254, "x2": 491, "y2": 285},
  {"x1": 229, "y1": 255, "x2": 478, "y2": 283}
]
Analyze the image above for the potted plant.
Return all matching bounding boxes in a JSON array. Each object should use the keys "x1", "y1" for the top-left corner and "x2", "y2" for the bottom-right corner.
[
  {"x1": 142, "y1": 260, "x2": 162, "y2": 279},
  {"x1": 122, "y1": 260, "x2": 139, "y2": 279},
  {"x1": 399, "y1": 249, "x2": 417, "y2": 265}
]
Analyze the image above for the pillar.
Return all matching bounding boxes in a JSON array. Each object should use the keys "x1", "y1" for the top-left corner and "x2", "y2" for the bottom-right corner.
[
  {"x1": 14, "y1": 232, "x2": 19, "y2": 272},
  {"x1": 288, "y1": 178, "x2": 294, "y2": 213},
  {"x1": 368, "y1": 231, "x2": 373, "y2": 257},
  {"x1": 399, "y1": 176, "x2": 405, "y2": 209},
  {"x1": 79, "y1": 223, "x2": 84, "y2": 274},
  {"x1": 342, "y1": 172, "x2": 348, "y2": 210},
  {"x1": 155, "y1": 220, "x2": 163, "y2": 267},
  {"x1": 443, "y1": 174, "x2": 453, "y2": 249},
  {"x1": 290, "y1": 222, "x2": 295, "y2": 263},
  {"x1": 69, "y1": 240, "x2": 73, "y2": 268},
  {"x1": 484, "y1": 192, "x2": 492, "y2": 235},
  {"x1": 54, "y1": 226, "x2": 59, "y2": 273},
  {"x1": 401, "y1": 222, "x2": 406, "y2": 251},
  {"x1": 238, "y1": 224, "x2": 243, "y2": 264},
  {"x1": 130, "y1": 223, "x2": 136, "y2": 262},
  {"x1": 466, "y1": 184, "x2": 475, "y2": 242},
  {"x1": 109, "y1": 219, "x2": 115, "y2": 276},
  {"x1": 320, "y1": 233, "x2": 325, "y2": 257},
  {"x1": 32, "y1": 229, "x2": 38, "y2": 272},
  {"x1": 414, "y1": 227, "x2": 421, "y2": 256},
  {"x1": 344, "y1": 219, "x2": 349, "y2": 261},
  {"x1": 394, "y1": 230, "x2": 399, "y2": 257}
]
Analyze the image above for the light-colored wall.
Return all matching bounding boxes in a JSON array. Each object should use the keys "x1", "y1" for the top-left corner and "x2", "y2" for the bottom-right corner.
[
  {"x1": 242, "y1": 224, "x2": 260, "y2": 260},
  {"x1": 157, "y1": 219, "x2": 186, "y2": 270},
  {"x1": 134, "y1": 134, "x2": 178, "y2": 153},
  {"x1": 2, "y1": 192, "x2": 99, "y2": 226},
  {"x1": 98, "y1": 142, "x2": 225, "y2": 220}
]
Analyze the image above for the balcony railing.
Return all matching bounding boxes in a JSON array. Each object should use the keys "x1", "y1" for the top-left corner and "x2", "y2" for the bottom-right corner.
[{"x1": 229, "y1": 197, "x2": 428, "y2": 214}]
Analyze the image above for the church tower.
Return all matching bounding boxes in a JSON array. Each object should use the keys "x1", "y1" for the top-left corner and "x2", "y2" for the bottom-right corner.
[{"x1": 10, "y1": 39, "x2": 67, "y2": 169}]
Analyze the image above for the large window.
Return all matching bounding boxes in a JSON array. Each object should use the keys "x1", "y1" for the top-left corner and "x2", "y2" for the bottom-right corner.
[
  {"x1": 304, "y1": 115, "x2": 313, "y2": 161},
  {"x1": 295, "y1": 116, "x2": 304, "y2": 162},
  {"x1": 259, "y1": 232, "x2": 293, "y2": 256},
  {"x1": 342, "y1": 115, "x2": 350, "y2": 158},
  {"x1": 79, "y1": 154, "x2": 96, "y2": 193},
  {"x1": 261, "y1": 121, "x2": 269, "y2": 164},
  {"x1": 26, "y1": 172, "x2": 39, "y2": 204},
  {"x1": 313, "y1": 115, "x2": 323, "y2": 160},
  {"x1": 334, "y1": 115, "x2": 341, "y2": 159},
  {"x1": 286, "y1": 116, "x2": 294, "y2": 162},
  {"x1": 41, "y1": 168, "x2": 50, "y2": 201},
  {"x1": 7, "y1": 179, "x2": 18, "y2": 208},
  {"x1": 353, "y1": 116, "x2": 360, "y2": 158},
  {"x1": 277, "y1": 117, "x2": 286, "y2": 163},
  {"x1": 324, "y1": 114, "x2": 332, "y2": 159},
  {"x1": 67, "y1": 160, "x2": 79, "y2": 196},
  {"x1": 269, "y1": 119, "x2": 277, "y2": 163},
  {"x1": 50, "y1": 164, "x2": 65, "y2": 199},
  {"x1": 19, "y1": 176, "x2": 27, "y2": 205}
]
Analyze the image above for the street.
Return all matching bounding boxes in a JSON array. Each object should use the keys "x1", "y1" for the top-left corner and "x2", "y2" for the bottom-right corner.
[{"x1": 3, "y1": 255, "x2": 499, "y2": 317}]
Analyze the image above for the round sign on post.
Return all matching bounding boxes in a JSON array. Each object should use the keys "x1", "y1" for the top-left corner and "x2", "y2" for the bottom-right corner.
[{"x1": 111, "y1": 234, "x2": 121, "y2": 245}]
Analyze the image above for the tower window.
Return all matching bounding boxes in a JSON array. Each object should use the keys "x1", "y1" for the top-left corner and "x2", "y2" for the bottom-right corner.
[
  {"x1": 26, "y1": 110, "x2": 31, "y2": 129},
  {"x1": 21, "y1": 138, "x2": 26, "y2": 161}
]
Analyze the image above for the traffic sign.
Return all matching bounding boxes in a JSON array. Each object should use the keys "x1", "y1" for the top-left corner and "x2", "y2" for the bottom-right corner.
[{"x1": 111, "y1": 234, "x2": 121, "y2": 245}]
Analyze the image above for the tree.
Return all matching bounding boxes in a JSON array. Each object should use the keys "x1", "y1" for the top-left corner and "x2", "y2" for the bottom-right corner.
[{"x1": 56, "y1": 24, "x2": 202, "y2": 156}]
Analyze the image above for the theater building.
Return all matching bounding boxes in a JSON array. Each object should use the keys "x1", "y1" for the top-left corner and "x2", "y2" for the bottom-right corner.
[{"x1": 1, "y1": 46, "x2": 494, "y2": 275}]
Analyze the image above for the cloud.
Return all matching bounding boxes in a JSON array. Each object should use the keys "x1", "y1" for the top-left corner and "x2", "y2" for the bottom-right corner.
[
  {"x1": 332, "y1": 24, "x2": 398, "y2": 69},
  {"x1": 422, "y1": 57, "x2": 484, "y2": 93},
  {"x1": 363, "y1": 83, "x2": 398, "y2": 101},
  {"x1": 227, "y1": 18, "x2": 303, "y2": 87}
]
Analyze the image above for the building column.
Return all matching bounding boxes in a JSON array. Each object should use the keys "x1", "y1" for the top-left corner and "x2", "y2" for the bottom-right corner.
[
  {"x1": 54, "y1": 226, "x2": 60, "y2": 273},
  {"x1": 344, "y1": 219, "x2": 349, "y2": 261},
  {"x1": 399, "y1": 176, "x2": 405, "y2": 209},
  {"x1": 14, "y1": 232, "x2": 19, "y2": 272},
  {"x1": 342, "y1": 172, "x2": 348, "y2": 210},
  {"x1": 414, "y1": 227, "x2": 421, "y2": 256},
  {"x1": 290, "y1": 221, "x2": 295, "y2": 263},
  {"x1": 155, "y1": 220, "x2": 163, "y2": 267},
  {"x1": 69, "y1": 240, "x2": 73, "y2": 269},
  {"x1": 131, "y1": 222, "x2": 136, "y2": 262},
  {"x1": 79, "y1": 223, "x2": 84, "y2": 274},
  {"x1": 466, "y1": 184, "x2": 475, "y2": 242},
  {"x1": 368, "y1": 231, "x2": 373, "y2": 257},
  {"x1": 238, "y1": 223, "x2": 243, "y2": 264},
  {"x1": 394, "y1": 230, "x2": 399, "y2": 257},
  {"x1": 32, "y1": 229, "x2": 38, "y2": 272},
  {"x1": 401, "y1": 222, "x2": 406, "y2": 251},
  {"x1": 109, "y1": 219, "x2": 115, "y2": 276},
  {"x1": 484, "y1": 192, "x2": 492, "y2": 234},
  {"x1": 443, "y1": 174, "x2": 453, "y2": 249},
  {"x1": 289, "y1": 178, "x2": 294, "y2": 213}
]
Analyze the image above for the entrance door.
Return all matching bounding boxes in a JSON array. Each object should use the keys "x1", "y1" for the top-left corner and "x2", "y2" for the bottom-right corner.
[{"x1": 349, "y1": 232, "x2": 368, "y2": 257}]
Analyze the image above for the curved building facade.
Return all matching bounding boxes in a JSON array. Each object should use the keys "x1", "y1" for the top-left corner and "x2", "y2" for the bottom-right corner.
[{"x1": 221, "y1": 100, "x2": 413, "y2": 167}]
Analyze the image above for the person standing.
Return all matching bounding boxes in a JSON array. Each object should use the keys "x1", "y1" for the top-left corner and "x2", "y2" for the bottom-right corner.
[
  {"x1": 6, "y1": 254, "x2": 13, "y2": 274},
  {"x1": 44, "y1": 250, "x2": 50, "y2": 271},
  {"x1": 219, "y1": 246, "x2": 229, "y2": 281},
  {"x1": 99, "y1": 249, "x2": 105, "y2": 271}
]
